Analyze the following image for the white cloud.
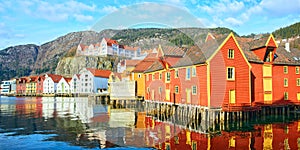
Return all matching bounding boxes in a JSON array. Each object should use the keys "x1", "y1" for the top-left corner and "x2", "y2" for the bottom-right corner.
[
  {"x1": 260, "y1": 0, "x2": 300, "y2": 17},
  {"x1": 17, "y1": 0, "x2": 96, "y2": 22},
  {"x1": 101, "y1": 6, "x2": 118, "y2": 14},
  {"x1": 74, "y1": 14, "x2": 94, "y2": 22},
  {"x1": 225, "y1": 17, "x2": 243, "y2": 26}
]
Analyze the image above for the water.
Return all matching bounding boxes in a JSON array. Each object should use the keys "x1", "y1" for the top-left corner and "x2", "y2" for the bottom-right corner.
[{"x1": 0, "y1": 96, "x2": 299, "y2": 149}]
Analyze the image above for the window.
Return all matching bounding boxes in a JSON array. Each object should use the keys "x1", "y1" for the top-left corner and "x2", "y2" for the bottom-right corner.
[
  {"x1": 147, "y1": 87, "x2": 150, "y2": 93},
  {"x1": 297, "y1": 78, "x2": 300, "y2": 86},
  {"x1": 166, "y1": 72, "x2": 170, "y2": 82},
  {"x1": 138, "y1": 73, "x2": 142, "y2": 78},
  {"x1": 296, "y1": 67, "x2": 299, "y2": 74},
  {"x1": 175, "y1": 86, "x2": 179, "y2": 94},
  {"x1": 284, "y1": 66, "x2": 288, "y2": 74},
  {"x1": 284, "y1": 92, "x2": 288, "y2": 100},
  {"x1": 152, "y1": 73, "x2": 155, "y2": 80},
  {"x1": 192, "y1": 67, "x2": 196, "y2": 77},
  {"x1": 159, "y1": 72, "x2": 162, "y2": 80},
  {"x1": 228, "y1": 49, "x2": 234, "y2": 59},
  {"x1": 146, "y1": 74, "x2": 149, "y2": 81},
  {"x1": 227, "y1": 67, "x2": 235, "y2": 80},
  {"x1": 186, "y1": 68, "x2": 191, "y2": 80},
  {"x1": 192, "y1": 86, "x2": 197, "y2": 95},
  {"x1": 284, "y1": 78, "x2": 288, "y2": 87},
  {"x1": 175, "y1": 69, "x2": 179, "y2": 78}
]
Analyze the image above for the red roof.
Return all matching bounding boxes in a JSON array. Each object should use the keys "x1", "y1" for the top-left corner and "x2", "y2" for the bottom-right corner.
[
  {"x1": 47, "y1": 74, "x2": 63, "y2": 83},
  {"x1": 27, "y1": 76, "x2": 39, "y2": 83},
  {"x1": 132, "y1": 58, "x2": 158, "y2": 72},
  {"x1": 86, "y1": 68, "x2": 112, "y2": 78},
  {"x1": 104, "y1": 38, "x2": 118, "y2": 46},
  {"x1": 126, "y1": 60, "x2": 141, "y2": 67},
  {"x1": 64, "y1": 77, "x2": 72, "y2": 83},
  {"x1": 124, "y1": 45, "x2": 139, "y2": 51},
  {"x1": 75, "y1": 74, "x2": 80, "y2": 79}
]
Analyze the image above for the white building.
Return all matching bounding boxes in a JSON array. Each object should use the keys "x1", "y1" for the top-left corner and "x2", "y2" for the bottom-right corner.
[
  {"x1": 79, "y1": 68, "x2": 111, "y2": 94},
  {"x1": 69, "y1": 74, "x2": 81, "y2": 94},
  {"x1": 57, "y1": 77, "x2": 72, "y2": 94},
  {"x1": 43, "y1": 74, "x2": 62, "y2": 94},
  {"x1": 1, "y1": 79, "x2": 15, "y2": 94},
  {"x1": 76, "y1": 38, "x2": 141, "y2": 58}
]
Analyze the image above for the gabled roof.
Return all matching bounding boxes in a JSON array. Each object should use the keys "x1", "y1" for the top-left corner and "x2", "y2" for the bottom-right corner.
[
  {"x1": 124, "y1": 45, "x2": 139, "y2": 51},
  {"x1": 158, "y1": 45, "x2": 186, "y2": 57},
  {"x1": 132, "y1": 58, "x2": 158, "y2": 73},
  {"x1": 47, "y1": 74, "x2": 63, "y2": 83},
  {"x1": 75, "y1": 74, "x2": 80, "y2": 79},
  {"x1": 64, "y1": 77, "x2": 72, "y2": 83},
  {"x1": 145, "y1": 60, "x2": 165, "y2": 73},
  {"x1": 237, "y1": 37, "x2": 264, "y2": 63},
  {"x1": 273, "y1": 47, "x2": 300, "y2": 65},
  {"x1": 26, "y1": 76, "x2": 39, "y2": 83},
  {"x1": 86, "y1": 68, "x2": 112, "y2": 78},
  {"x1": 126, "y1": 60, "x2": 141, "y2": 67},
  {"x1": 172, "y1": 45, "x2": 206, "y2": 68},
  {"x1": 104, "y1": 38, "x2": 118, "y2": 46}
]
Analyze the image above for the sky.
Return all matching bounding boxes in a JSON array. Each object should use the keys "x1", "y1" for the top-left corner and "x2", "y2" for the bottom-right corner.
[{"x1": 0, "y1": 0, "x2": 299, "y2": 49}]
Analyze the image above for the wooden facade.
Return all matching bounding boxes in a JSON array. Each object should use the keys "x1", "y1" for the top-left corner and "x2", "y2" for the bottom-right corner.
[{"x1": 143, "y1": 32, "x2": 300, "y2": 110}]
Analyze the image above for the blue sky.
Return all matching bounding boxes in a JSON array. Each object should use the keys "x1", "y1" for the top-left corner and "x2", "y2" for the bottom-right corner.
[{"x1": 0, "y1": 0, "x2": 299, "y2": 49}]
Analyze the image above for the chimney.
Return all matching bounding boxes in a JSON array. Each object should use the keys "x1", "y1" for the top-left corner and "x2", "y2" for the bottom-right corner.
[{"x1": 285, "y1": 42, "x2": 290, "y2": 52}]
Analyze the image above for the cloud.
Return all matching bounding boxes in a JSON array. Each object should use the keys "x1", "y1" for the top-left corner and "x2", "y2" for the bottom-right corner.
[
  {"x1": 260, "y1": 0, "x2": 300, "y2": 17},
  {"x1": 17, "y1": 0, "x2": 96, "y2": 22},
  {"x1": 74, "y1": 14, "x2": 94, "y2": 22},
  {"x1": 101, "y1": 6, "x2": 118, "y2": 14},
  {"x1": 225, "y1": 17, "x2": 243, "y2": 26},
  {"x1": 198, "y1": 0, "x2": 245, "y2": 14}
]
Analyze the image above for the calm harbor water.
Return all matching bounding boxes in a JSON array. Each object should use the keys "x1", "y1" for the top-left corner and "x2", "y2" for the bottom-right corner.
[{"x1": 0, "y1": 96, "x2": 300, "y2": 150}]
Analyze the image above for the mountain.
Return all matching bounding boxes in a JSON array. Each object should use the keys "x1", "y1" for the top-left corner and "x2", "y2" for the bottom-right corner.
[{"x1": 273, "y1": 22, "x2": 300, "y2": 39}]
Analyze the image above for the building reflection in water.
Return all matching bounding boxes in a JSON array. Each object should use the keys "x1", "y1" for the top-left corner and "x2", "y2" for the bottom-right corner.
[{"x1": 1, "y1": 97, "x2": 300, "y2": 149}]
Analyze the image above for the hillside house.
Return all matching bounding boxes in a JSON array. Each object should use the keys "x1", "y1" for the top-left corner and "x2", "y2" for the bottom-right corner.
[
  {"x1": 76, "y1": 38, "x2": 141, "y2": 58},
  {"x1": 16, "y1": 77, "x2": 28, "y2": 95}
]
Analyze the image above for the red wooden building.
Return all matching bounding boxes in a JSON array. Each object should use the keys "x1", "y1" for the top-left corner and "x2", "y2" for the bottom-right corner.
[
  {"x1": 145, "y1": 33, "x2": 251, "y2": 110},
  {"x1": 143, "y1": 32, "x2": 300, "y2": 110},
  {"x1": 16, "y1": 77, "x2": 28, "y2": 95}
]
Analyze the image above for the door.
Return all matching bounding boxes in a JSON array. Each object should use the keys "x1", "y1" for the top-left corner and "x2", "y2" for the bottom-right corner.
[
  {"x1": 165, "y1": 89, "x2": 170, "y2": 101},
  {"x1": 263, "y1": 78, "x2": 272, "y2": 102},
  {"x1": 186, "y1": 88, "x2": 191, "y2": 104},
  {"x1": 229, "y1": 90, "x2": 236, "y2": 104}
]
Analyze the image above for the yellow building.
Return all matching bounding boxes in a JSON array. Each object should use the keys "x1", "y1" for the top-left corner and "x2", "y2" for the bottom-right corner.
[
  {"x1": 25, "y1": 76, "x2": 38, "y2": 95},
  {"x1": 131, "y1": 58, "x2": 157, "y2": 98}
]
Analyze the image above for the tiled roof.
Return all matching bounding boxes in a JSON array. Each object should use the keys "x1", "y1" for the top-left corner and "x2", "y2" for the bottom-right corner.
[
  {"x1": 126, "y1": 60, "x2": 141, "y2": 67},
  {"x1": 248, "y1": 36, "x2": 269, "y2": 50},
  {"x1": 236, "y1": 37, "x2": 264, "y2": 63},
  {"x1": 160, "y1": 46, "x2": 186, "y2": 57},
  {"x1": 104, "y1": 38, "x2": 118, "y2": 46},
  {"x1": 145, "y1": 60, "x2": 164, "y2": 73},
  {"x1": 132, "y1": 58, "x2": 157, "y2": 72},
  {"x1": 26, "y1": 76, "x2": 38, "y2": 83},
  {"x1": 64, "y1": 77, "x2": 72, "y2": 83},
  {"x1": 273, "y1": 47, "x2": 300, "y2": 65},
  {"x1": 86, "y1": 68, "x2": 112, "y2": 78},
  {"x1": 172, "y1": 45, "x2": 206, "y2": 68},
  {"x1": 47, "y1": 74, "x2": 63, "y2": 83},
  {"x1": 146, "y1": 53, "x2": 157, "y2": 58},
  {"x1": 76, "y1": 74, "x2": 80, "y2": 79},
  {"x1": 124, "y1": 46, "x2": 139, "y2": 51}
]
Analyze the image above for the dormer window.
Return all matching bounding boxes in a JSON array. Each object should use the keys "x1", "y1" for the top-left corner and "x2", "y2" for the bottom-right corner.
[{"x1": 264, "y1": 48, "x2": 274, "y2": 62}]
